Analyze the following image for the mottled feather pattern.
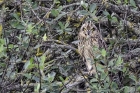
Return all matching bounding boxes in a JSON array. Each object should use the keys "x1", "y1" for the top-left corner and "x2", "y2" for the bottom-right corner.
[{"x1": 78, "y1": 21, "x2": 106, "y2": 75}]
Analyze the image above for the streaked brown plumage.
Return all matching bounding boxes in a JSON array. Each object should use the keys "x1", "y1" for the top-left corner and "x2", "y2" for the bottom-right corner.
[{"x1": 78, "y1": 21, "x2": 106, "y2": 75}]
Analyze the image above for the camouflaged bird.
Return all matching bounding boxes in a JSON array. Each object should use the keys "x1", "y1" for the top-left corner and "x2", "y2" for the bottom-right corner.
[{"x1": 78, "y1": 21, "x2": 106, "y2": 75}]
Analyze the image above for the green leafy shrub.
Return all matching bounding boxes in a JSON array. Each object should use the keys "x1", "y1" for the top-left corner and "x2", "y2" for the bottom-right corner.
[{"x1": 0, "y1": 0, "x2": 139, "y2": 93}]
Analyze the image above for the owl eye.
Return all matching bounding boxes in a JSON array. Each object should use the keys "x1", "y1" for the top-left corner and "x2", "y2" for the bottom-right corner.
[
  {"x1": 83, "y1": 28, "x2": 86, "y2": 31},
  {"x1": 92, "y1": 28, "x2": 95, "y2": 30}
]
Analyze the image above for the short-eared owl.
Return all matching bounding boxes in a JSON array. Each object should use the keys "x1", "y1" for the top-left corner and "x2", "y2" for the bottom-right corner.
[{"x1": 78, "y1": 21, "x2": 106, "y2": 75}]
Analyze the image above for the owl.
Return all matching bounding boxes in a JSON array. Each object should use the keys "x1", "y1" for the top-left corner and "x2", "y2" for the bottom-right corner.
[{"x1": 78, "y1": 21, "x2": 106, "y2": 75}]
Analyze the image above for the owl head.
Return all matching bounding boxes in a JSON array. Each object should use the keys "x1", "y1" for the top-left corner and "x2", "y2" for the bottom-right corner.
[{"x1": 79, "y1": 21, "x2": 98, "y2": 39}]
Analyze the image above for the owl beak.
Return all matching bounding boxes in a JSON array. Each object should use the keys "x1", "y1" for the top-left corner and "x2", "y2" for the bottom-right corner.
[
  {"x1": 86, "y1": 30, "x2": 91, "y2": 39},
  {"x1": 87, "y1": 30, "x2": 90, "y2": 35}
]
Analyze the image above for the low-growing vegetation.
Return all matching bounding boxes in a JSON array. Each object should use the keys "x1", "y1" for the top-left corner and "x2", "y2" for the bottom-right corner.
[{"x1": 0, "y1": 0, "x2": 140, "y2": 93}]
